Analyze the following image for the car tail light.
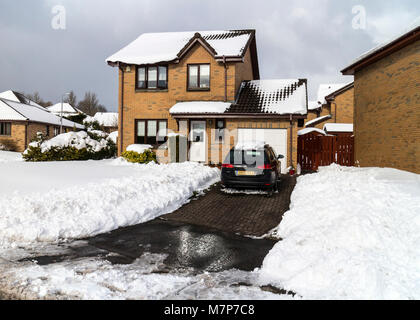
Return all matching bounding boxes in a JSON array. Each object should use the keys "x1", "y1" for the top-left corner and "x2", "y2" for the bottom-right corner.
[
  {"x1": 258, "y1": 164, "x2": 272, "y2": 169},
  {"x1": 222, "y1": 164, "x2": 234, "y2": 168}
]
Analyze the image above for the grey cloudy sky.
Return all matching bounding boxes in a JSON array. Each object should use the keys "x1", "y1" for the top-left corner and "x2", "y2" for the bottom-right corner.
[{"x1": 0, "y1": 0, "x2": 419, "y2": 111}]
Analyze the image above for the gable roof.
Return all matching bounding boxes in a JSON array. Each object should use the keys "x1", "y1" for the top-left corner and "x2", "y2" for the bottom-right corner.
[
  {"x1": 0, "y1": 98, "x2": 84, "y2": 129},
  {"x1": 0, "y1": 90, "x2": 47, "y2": 110},
  {"x1": 342, "y1": 18, "x2": 420, "y2": 75},
  {"x1": 226, "y1": 79, "x2": 307, "y2": 116},
  {"x1": 47, "y1": 102, "x2": 81, "y2": 115},
  {"x1": 86, "y1": 112, "x2": 119, "y2": 127},
  {"x1": 317, "y1": 83, "x2": 351, "y2": 105},
  {"x1": 106, "y1": 30, "x2": 259, "y2": 78},
  {"x1": 325, "y1": 82, "x2": 354, "y2": 101}
]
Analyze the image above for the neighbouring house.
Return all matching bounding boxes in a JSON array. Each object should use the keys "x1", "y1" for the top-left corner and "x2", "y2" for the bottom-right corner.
[
  {"x1": 47, "y1": 102, "x2": 84, "y2": 117},
  {"x1": 106, "y1": 29, "x2": 308, "y2": 172},
  {"x1": 0, "y1": 97, "x2": 84, "y2": 152},
  {"x1": 341, "y1": 19, "x2": 419, "y2": 173},
  {"x1": 0, "y1": 90, "x2": 49, "y2": 111},
  {"x1": 84, "y1": 112, "x2": 118, "y2": 133},
  {"x1": 304, "y1": 82, "x2": 354, "y2": 131}
]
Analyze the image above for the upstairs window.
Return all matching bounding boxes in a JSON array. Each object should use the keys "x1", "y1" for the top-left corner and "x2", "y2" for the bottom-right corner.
[
  {"x1": 136, "y1": 65, "x2": 167, "y2": 90},
  {"x1": 0, "y1": 122, "x2": 11, "y2": 136},
  {"x1": 188, "y1": 64, "x2": 210, "y2": 90}
]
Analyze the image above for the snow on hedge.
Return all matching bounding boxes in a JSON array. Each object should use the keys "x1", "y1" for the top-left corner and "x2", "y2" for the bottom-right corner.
[
  {"x1": 27, "y1": 131, "x2": 110, "y2": 153},
  {"x1": 259, "y1": 164, "x2": 420, "y2": 299},
  {"x1": 0, "y1": 160, "x2": 220, "y2": 247},
  {"x1": 126, "y1": 144, "x2": 152, "y2": 154}
]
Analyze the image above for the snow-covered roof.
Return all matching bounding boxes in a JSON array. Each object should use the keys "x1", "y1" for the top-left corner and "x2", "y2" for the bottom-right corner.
[
  {"x1": 0, "y1": 98, "x2": 84, "y2": 129},
  {"x1": 297, "y1": 128, "x2": 326, "y2": 136},
  {"x1": 342, "y1": 17, "x2": 420, "y2": 74},
  {"x1": 317, "y1": 84, "x2": 351, "y2": 105},
  {"x1": 304, "y1": 114, "x2": 332, "y2": 127},
  {"x1": 323, "y1": 123, "x2": 353, "y2": 132},
  {"x1": 86, "y1": 112, "x2": 119, "y2": 127},
  {"x1": 106, "y1": 30, "x2": 254, "y2": 66},
  {"x1": 228, "y1": 79, "x2": 307, "y2": 115},
  {"x1": 47, "y1": 102, "x2": 80, "y2": 115},
  {"x1": 170, "y1": 101, "x2": 231, "y2": 114},
  {"x1": 0, "y1": 90, "x2": 47, "y2": 110},
  {"x1": 308, "y1": 100, "x2": 321, "y2": 111}
]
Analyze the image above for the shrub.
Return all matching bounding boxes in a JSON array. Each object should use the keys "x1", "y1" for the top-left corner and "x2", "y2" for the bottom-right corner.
[
  {"x1": 0, "y1": 140, "x2": 17, "y2": 151},
  {"x1": 22, "y1": 130, "x2": 117, "y2": 162},
  {"x1": 65, "y1": 114, "x2": 87, "y2": 125},
  {"x1": 121, "y1": 149, "x2": 156, "y2": 164},
  {"x1": 84, "y1": 120, "x2": 102, "y2": 131}
]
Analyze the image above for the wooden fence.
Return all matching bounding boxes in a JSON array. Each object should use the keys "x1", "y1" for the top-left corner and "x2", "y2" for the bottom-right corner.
[{"x1": 297, "y1": 133, "x2": 354, "y2": 171}]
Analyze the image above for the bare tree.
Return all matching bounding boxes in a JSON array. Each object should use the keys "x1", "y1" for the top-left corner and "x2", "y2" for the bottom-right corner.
[
  {"x1": 25, "y1": 92, "x2": 52, "y2": 107},
  {"x1": 77, "y1": 91, "x2": 107, "y2": 116},
  {"x1": 64, "y1": 90, "x2": 77, "y2": 107}
]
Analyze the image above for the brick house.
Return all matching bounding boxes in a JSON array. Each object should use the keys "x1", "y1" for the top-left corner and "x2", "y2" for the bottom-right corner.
[
  {"x1": 304, "y1": 82, "x2": 354, "y2": 132},
  {"x1": 0, "y1": 94, "x2": 84, "y2": 152},
  {"x1": 107, "y1": 30, "x2": 308, "y2": 172},
  {"x1": 341, "y1": 20, "x2": 419, "y2": 173}
]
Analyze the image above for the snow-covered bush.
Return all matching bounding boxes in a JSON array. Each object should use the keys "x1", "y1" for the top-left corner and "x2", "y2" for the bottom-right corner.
[
  {"x1": 23, "y1": 130, "x2": 116, "y2": 161},
  {"x1": 0, "y1": 140, "x2": 17, "y2": 151},
  {"x1": 121, "y1": 146, "x2": 156, "y2": 164}
]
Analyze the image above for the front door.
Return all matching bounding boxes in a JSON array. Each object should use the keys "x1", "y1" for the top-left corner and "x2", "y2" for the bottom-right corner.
[{"x1": 189, "y1": 121, "x2": 206, "y2": 162}]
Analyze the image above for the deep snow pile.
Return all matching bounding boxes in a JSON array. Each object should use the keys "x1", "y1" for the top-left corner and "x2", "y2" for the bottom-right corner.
[
  {"x1": 28, "y1": 131, "x2": 109, "y2": 153},
  {"x1": 0, "y1": 160, "x2": 219, "y2": 247},
  {"x1": 259, "y1": 164, "x2": 420, "y2": 299}
]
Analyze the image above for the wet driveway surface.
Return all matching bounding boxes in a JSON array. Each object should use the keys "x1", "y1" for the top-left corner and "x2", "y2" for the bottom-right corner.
[
  {"x1": 20, "y1": 177, "x2": 296, "y2": 274},
  {"x1": 22, "y1": 219, "x2": 277, "y2": 274}
]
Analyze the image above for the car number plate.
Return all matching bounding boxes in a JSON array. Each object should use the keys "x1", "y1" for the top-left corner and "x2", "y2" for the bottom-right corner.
[{"x1": 236, "y1": 171, "x2": 256, "y2": 176}]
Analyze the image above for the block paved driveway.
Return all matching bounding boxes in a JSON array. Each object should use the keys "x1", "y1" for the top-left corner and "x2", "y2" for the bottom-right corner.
[{"x1": 162, "y1": 174, "x2": 297, "y2": 237}]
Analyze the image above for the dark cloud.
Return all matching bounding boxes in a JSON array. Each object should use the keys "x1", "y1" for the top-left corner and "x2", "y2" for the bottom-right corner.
[{"x1": 0, "y1": 0, "x2": 418, "y2": 111}]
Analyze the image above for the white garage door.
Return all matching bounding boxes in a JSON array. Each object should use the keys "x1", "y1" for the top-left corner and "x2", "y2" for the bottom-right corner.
[{"x1": 237, "y1": 128, "x2": 288, "y2": 173}]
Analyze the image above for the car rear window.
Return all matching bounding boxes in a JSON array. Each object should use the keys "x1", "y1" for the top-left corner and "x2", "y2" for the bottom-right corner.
[{"x1": 224, "y1": 149, "x2": 269, "y2": 166}]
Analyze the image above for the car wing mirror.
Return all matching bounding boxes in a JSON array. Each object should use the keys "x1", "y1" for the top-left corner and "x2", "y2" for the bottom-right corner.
[{"x1": 277, "y1": 154, "x2": 284, "y2": 159}]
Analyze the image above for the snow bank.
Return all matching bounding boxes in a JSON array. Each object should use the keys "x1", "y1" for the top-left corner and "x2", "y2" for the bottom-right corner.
[
  {"x1": 27, "y1": 131, "x2": 110, "y2": 153},
  {"x1": 0, "y1": 161, "x2": 219, "y2": 247},
  {"x1": 0, "y1": 253, "x2": 290, "y2": 300},
  {"x1": 0, "y1": 151, "x2": 22, "y2": 162},
  {"x1": 259, "y1": 164, "x2": 420, "y2": 299},
  {"x1": 126, "y1": 144, "x2": 152, "y2": 153}
]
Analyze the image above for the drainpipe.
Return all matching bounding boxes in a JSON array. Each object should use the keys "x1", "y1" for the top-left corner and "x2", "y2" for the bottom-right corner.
[
  {"x1": 223, "y1": 55, "x2": 227, "y2": 102},
  {"x1": 118, "y1": 63, "x2": 124, "y2": 155},
  {"x1": 289, "y1": 114, "x2": 293, "y2": 169}
]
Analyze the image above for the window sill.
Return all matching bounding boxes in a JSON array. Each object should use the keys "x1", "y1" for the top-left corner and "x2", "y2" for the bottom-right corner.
[
  {"x1": 135, "y1": 88, "x2": 168, "y2": 93},
  {"x1": 187, "y1": 88, "x2": 210, "y2": 92}
]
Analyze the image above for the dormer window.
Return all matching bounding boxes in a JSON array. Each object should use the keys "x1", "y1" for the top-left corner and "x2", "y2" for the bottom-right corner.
[
  {"x1": 188, "y1": 64, "x2": 210, "y2": 90},
  {"x1": 136, "y1": 65, "x2": 167, "y2": 90}
]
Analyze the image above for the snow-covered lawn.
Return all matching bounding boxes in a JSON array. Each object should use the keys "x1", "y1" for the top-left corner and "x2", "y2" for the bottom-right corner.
[
  {"x1": 0, "y1": 150, "x2": 22, "y2": 162},
  {"x1": 259, "y1": 164, "x2": 420, "y2": 299},
  {"x1": 0, "y1": 152, "x2": 220, "y2": 247}
]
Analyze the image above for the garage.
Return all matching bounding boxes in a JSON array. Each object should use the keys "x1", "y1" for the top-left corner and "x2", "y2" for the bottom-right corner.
[{"x1": 237, "y1": 128, "x2": 288, "y2": 173}]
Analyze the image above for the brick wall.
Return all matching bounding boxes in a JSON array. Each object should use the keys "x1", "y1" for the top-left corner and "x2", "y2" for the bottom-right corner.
[
  {"x1": 118, "y1": 43, "x2": 254, "y2": 155},
  {"x1": 353, "y1": 40, "x2": 420, "y2": 173},
  {"x1": 0, "y1": 122, "x2": 26, "y2": 152}
]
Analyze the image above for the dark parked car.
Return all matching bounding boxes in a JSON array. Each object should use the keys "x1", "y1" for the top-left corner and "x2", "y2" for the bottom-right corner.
[{"x1": 221, "y1": 144, "x2": 283, "y2": 193}]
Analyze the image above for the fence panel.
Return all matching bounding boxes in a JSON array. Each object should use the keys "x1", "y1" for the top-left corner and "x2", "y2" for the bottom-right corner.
[{"x1": 298, "y1": 134, "x2": 354, "y2": 171}]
